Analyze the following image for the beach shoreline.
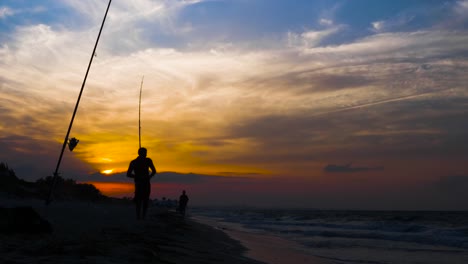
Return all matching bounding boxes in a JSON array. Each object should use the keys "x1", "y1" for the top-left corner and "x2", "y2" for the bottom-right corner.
[
  {"x1": 1, "y1": 199, "x2": 264, "y2": 264},
  {"x1": 193, "y1": 215, "x2": 331, "y2": 264}
]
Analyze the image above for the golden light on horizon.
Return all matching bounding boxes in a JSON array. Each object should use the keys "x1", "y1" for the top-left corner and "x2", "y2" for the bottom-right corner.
[
  {"x1": 102, "y1": 169, "x2": 114, "y2": 174},
  {"x1": 69, "y1": 132, "x2": 142, "y2": 174},
  {"x1": 86, "y1": 182, "x2": 134, "y2": 197},
  {"x1": 67, "y1": 131, "x2": 269, "y2": 177}
]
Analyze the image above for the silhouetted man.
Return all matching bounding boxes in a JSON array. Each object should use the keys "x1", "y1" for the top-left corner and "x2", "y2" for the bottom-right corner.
[
  {"x1": 127, "y1": 147, "x2": 156, "y2": 219},
  {"x1": 178, "y1": 190, "x2": 189, "y2": 217}
]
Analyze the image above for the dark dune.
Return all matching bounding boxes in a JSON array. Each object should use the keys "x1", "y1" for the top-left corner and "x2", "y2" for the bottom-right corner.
[{"x1": 0, "y1": 199, "x2": 264, "y2": 264}]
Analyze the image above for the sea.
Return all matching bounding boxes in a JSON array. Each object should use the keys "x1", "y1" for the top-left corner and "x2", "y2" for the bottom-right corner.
[{"x1": 191, "y1": 208, "x2": 468, "y2": 264}]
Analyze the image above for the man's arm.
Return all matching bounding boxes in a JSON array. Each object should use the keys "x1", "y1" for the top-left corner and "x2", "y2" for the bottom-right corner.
[
  {"x1": 149, "y1": 159, "x2": 156, "y2": 177},
  {"x1": 127, "y1": 161, "x2": 135, "y2": 178}
]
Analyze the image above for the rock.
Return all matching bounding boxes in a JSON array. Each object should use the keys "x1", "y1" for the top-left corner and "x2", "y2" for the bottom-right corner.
[{"x1": 0, "y1": 206, "x2": 52, "y2": 234}]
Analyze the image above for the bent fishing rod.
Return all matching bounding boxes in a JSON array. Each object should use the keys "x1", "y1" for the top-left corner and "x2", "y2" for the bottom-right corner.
[{"x1": 46, "y1": 0, "x2": 112, "y2": 205}]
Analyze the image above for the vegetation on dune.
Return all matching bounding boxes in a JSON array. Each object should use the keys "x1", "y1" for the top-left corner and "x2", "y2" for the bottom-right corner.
[{"x1": 0, "y1": 162, "x2": 107, "y2": 201}]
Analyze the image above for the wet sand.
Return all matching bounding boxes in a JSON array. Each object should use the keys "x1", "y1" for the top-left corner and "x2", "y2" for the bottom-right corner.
[
  {"x1": 1, "y1": 199, "x2": 263, "y2": 264},
  {"x1": 194, "y1": 216, "x2": 331, "y2": 264}
]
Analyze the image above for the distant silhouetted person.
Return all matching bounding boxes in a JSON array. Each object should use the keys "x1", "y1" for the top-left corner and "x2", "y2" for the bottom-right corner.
[
  {"x1": 178, "y1": 190, "x2": 189, "y2": 217},
  {"x1": 127, "y1": 147, "x2": 156, "y2": 219}
]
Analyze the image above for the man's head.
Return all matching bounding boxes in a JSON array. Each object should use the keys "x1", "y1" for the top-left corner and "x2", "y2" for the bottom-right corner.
[{"x1": 138, "y1": 147, "x2": 147, "y2": 157}]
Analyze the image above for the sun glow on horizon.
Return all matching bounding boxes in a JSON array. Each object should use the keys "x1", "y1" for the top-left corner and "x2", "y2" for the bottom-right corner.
[
  {"x1": 102, "y1": 169, "x2": 114, "y2": 175},
  {"x1": 86, "y1": 182, "x2": 134, "y2": 197}
]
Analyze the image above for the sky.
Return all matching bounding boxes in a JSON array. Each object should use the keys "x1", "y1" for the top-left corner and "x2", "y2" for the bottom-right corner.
[{"x1": 1, "y1": 0, "x2": 468, "y2": 210}]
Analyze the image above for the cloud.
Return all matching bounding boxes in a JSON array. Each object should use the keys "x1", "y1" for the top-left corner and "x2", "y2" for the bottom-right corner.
[
  {"x1": 448, "y1": 0, "x2": 468, "y2": 29},
  {"x1": 219, "y1": 92, "x2": 468, "y2": 170},
  {"x1": 436, "y1": 175, "x2": 468, "y2": 191},
  {"x1": 1, "y1": 1, "x2": 468, "y2": 186},
  {"x1": 87, "y1": 171, "x2": 212, "y2": 184},
  {"x1": 82, "y1": 171, "x2": 253, "y2": 184},
  {"x1": 287, "y1": 26, "x2": 343, "y2": 48},
  {"x1": 324, "y1": 164, "x2": 384, "y2": 173},
  {"x1": 319, "y1": 19, "x2": 333, "y2": 27},
  {"x1": 0, "y1": 135, "x2": 92, "y2": 181},
  {"x1": 371, "y1": 21, "x2": 385, "y2": 32},
  {"x1": 422, "y1": 175, "x2": 468, "y2": 209},
  {"x1": 0, "y1": 6, "x2": 14, "y2": 19},
  {"x1": 302, "y1": 31, "x2": 468, "y2": 61},
  {"x1": 454, "y1": 0, "x2": 468, "y2": 16},
  {"x1": 2, "y1": 28, "x2": 467, "y2": 175},
  {"x1": 217, "y1": 172, "x2": 263, "y2": 177},
  {"x1": 370, "y1": 14, "x2": 414, "y2": 33}
]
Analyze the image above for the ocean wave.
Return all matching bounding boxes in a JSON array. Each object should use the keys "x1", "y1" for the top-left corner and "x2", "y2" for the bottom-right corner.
[{"x1": 192, "y1": 208, "x2": 468, "y2": 249}]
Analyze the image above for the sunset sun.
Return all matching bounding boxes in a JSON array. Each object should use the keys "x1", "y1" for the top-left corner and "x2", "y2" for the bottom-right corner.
[{"x1": 101, "y1": 169, "x2": 114, "y2": 175}]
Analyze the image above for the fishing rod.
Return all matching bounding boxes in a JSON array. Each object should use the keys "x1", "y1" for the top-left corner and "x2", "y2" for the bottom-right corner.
[
  {"x1": 139, "y1": 75, "x2": 144, "y2": 149},
  {"x1": 45, "y1": 0, "x2": 112, "y2": 205}
]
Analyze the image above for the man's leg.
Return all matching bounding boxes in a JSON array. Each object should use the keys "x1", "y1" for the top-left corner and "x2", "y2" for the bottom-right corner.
[
  {"x1": 142, "y1": 198, "x2": 148, "y2": 219},
  {"x1": 135, "y1": 184, "x2": 142, "y2": 219},
  {"x1": 135, "y1": 199, "x2": 142, "y2": 219},
  {"x1": 135, "y1": 199, "x2": 141, "y2": 219}
]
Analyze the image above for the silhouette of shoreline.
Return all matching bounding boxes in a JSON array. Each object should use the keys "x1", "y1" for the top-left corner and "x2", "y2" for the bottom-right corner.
[{"x1": 0, "y1": 198, "x2": 264, "y2": 264}]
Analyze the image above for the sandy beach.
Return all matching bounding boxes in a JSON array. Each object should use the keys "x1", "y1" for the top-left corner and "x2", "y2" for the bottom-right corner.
[{"x1": 0, "y1": 199, "x2": 264, "y2": 264}]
